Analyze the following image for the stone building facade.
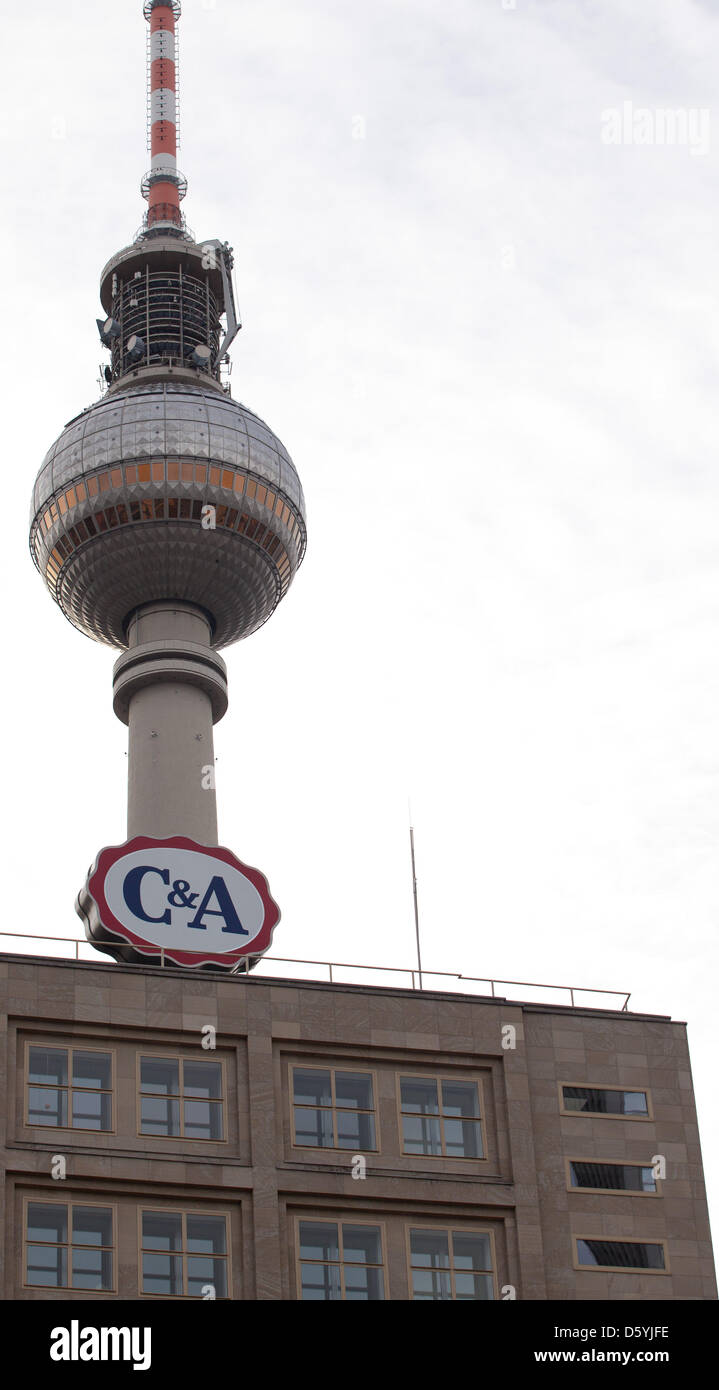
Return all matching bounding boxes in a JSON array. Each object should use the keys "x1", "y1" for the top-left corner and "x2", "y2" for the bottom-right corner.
[{"x1": 0, "y1": 952, "x2": 714, "y2": 1300}]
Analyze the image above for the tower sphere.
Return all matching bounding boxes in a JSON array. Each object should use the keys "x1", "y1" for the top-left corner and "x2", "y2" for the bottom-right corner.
[{"x1": 29, "y1": 235, "x2": 306, "y2": 650}]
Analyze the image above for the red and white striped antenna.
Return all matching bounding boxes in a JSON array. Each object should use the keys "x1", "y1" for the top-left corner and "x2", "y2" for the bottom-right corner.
[{"x1": 141, "y1": 0, "x2": 187, "y2": 234}]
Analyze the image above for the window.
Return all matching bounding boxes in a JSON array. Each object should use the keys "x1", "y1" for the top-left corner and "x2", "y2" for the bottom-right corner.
[
  {"x1": 409, "y1": 1228, "x2": 494, "y2": 1300},
  {"x1": 399, "y1": 1076, "x2": 484, "y2": 1159},
  {"x1": 291, "y1": 1067, "x2": 377, "y2": 1150},
  {"x1": 141, "y1": 1211, "x2": 228, "y2": 1297},
  {"x1": 569, "y1": 1160, "x2": 657, "y2": 1194},
  {"x1": 139, "y1": 1057, "x2": 224, "y2": 1140},
  {"x1": 575, "y1": 1238, "x2": 667, "y2": 1272},
  {"x1": 561, "y1": 1085, "x2": 650, "y2": 1117},
  {"x1": 27, "y1": 1046, "x2": 112, "y2": 1131},
  {"x1": 298, "y1": 1221, "x2": 384, "y2": 1300},
  {"x1": 25, "y1": 1202, "x2": 114, "y2": 1291}
]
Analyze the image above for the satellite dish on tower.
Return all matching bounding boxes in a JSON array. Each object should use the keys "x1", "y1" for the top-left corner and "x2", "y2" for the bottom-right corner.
[
  {"x1": 190, "y1": 343, "x2": 212, "y2": 367},
  {"x1": 126, "y1": 335, "x2": 145, "y2": 362},
  {"x1": 97, "y1": 317, "x2": 122, "y2": 346}
]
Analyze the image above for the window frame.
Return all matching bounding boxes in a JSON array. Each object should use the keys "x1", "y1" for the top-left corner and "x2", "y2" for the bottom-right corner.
[
  {"x1": 22, "y1": 1196, "x2": 117, "y2": 1294},
  {"x1": 289, "y1": 1062, "x2": 380, "y2": 1155},
  {"x1": 24, "y1": 1040, "x2": 116, "y2": 1136},
  {"x1": 572, "y1": 1234, "x2": 670, "y2": 1275},
  {"x1": 138, "y1": 1206, "x2": 232, "y2": 1299},
  {"x1": 565, "y1": 1156, "x2": 661, "y2": 1197},
  {"x1": 135, "y1": 1051, "x2": 228, "y2": 1145},
  {"x1": 558, "y1": 1080, "x2": 654, "y2": 1121},
  {"x1": 396, "y1": 1071, "x2": 488, "y2": 1163},
  {"x1": 404, "y1": 1222, "x2": 498, "y2": 1301},
  {"x1": 293, "y1": 1215, "x2": 388, "y2": 1301}
]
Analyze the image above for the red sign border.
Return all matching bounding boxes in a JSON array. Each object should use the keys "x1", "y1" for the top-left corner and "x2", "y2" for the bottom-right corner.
[{"x1": 83, "y1": 836, "x2": 280, "y2": 968}]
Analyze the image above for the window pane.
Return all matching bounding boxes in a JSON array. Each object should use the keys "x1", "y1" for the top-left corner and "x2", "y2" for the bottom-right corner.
[
  {"x1": 294, "y1": 1107, "x2": 333, "y2": 1148},
  {"x1": 410, "y1": 1229, "x2": 449, "y2": 1268},
  {"x1": 563, "y1": 1087, "x2": 590, "y2": 1112},
  {"x1": 444, "y1": 1118, "x2": 483, "y2": 1159},
  {"x1": 73, "y1": 1090, "x2": 111, "y2": 1130},
  {"x1": 141, "y1": 1058, "x2": 180, "y2": 1095},
  {"x1": 344, "y1": 1265, "x2": 384, "y2": 1300},
  {"x1": 571, "y1": 1161, "x2": 599, "y2": 1188},
  {"x1": 577, "y1": 1239, "x2": 665, "y2": 1270},
  {"x1": 28, "y1": 1086, "x2": 67, "y2": 1127},
  {"x1": 335, "y1": 1072, "x2": 373, "y2": 1110},
  {"x1": 186, "y1": 1216, "x2": 226, "y2": 1256},
  {"x1": 28, "y1": 1047, "x2": 67, "y2": 1087},
  {"x1": 412, "y1": 1268, "x2": 451, "y2": 1299},
  {"x1": 299, "y1": 1221, "x2": 339, "y2": 1262},
  {"x1": 142, "y1": 1252, "x2": 183, "y2": 1295},
  {"x1": 141, "y1": 1096, "x2": 180, "y2": 1136},
  {"x1": 623, "y1": 1092, "x2": 649, "y2": 1116},
  {"x1": 187, "y1": 1257, "x2": 227, "y2": 1298},
  {"x1": 400, "y1": 1077, "x2": 439, "y2": 1114},
  {"x1": 72, "y1": 1248, "x2": 113, "y2": 1291},
  {"x1": 563, "y1": 1085, "x2": 648, "y2": 1116},
  {"x1": 343, "y1": 1225, "x2": 382, "y2": 1265},
  {"x1": 183, "y1": 1061, "x2": 222, "y2": 1100},
  {"x1": 441, "y1": 1081, "x2": 480, "y2": 1119},
  {"x1": 452, "y1": 1232, "x2": 491, "y2": 1271},
  {"x1": 300, "y1": 1261, "x2": 341, "y2": 1300},
  {"x1": 184, "y1": 1098, "x2": 223, "y2": 1141},
  {"x1": 26, "y1": 1245, "x2": 66, "y2": 1288},
  {"x1": 27, "y1": 1203, "x2": 67, "y2": 1244},
  {"x1": 73, "y1": 1051, "x2": 111, "y2": 1090},
  {"x1": 293, "y1": 1068, "x2": 331, "y2": 1107},
  {"x1": 73, "y1": 1207, "x2": 112, "y2": 1247},
  {"x1": 336, "y1": 1110, "x2": 376, "y2": 1151},
  {"x1": 142, "y1": 1212, "x2": 182, "y2": 1251},
  {"x1": 455, "y1": 1271, "x2": 494, "y2": 1300},
  {"x1": 641, "y1": 1167, "x2": 657, "y2": 1193},
  {"x1": 402, "y1": 1114, "x2": 441, "y2": 1155},
  {"x1": 570, "y1": 1161, "x2": 657, "y2": 1193}
]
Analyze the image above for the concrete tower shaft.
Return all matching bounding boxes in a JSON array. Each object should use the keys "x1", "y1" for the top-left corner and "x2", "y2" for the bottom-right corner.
[{"x1": 113, "y1": 602, "x2": 228, "y2": 843}]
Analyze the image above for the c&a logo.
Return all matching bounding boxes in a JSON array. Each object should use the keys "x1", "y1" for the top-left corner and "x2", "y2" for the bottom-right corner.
[{"x1": 76, "y1": 836, "x2": 280, "y2": 970}]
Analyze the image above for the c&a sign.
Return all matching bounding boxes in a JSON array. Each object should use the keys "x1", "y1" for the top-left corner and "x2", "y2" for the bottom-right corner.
[{"x1": 76, "y1": 836, "x2": 280, "y2": 970}]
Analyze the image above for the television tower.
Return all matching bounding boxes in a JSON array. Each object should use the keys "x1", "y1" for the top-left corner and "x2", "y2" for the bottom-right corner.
[{"x1": 29, "y1": 2, "x2": 306, "y2": 968}]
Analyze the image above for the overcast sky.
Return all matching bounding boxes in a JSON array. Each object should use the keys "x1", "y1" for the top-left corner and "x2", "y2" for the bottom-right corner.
[{"x1": 2, "y1": 0, "x2": 718, "y2": 1247}]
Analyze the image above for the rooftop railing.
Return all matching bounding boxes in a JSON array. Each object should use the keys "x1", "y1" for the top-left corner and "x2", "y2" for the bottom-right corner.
[{"x1": 0, "y1": 929, "x2": 631, "y2": 1011}]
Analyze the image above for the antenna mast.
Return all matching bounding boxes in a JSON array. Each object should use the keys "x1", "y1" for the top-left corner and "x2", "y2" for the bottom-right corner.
[
  {"x1": 142, "y1": 0, "x2": 187, "y2": 234},
  {"x1": 409, "y1": 822, "x2": 424, "y2": 989}
]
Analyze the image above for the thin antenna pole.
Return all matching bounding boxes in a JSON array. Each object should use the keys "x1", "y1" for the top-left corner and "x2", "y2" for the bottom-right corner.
[
  {"x1": 142, "y1": 0, "x2": 186, "y2": 232},
  {"x1": 409, "y1": 822, "x2": 423, "y2": 990}
]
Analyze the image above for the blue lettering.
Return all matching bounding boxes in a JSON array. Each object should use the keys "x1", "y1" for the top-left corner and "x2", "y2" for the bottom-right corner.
[
  {"x1": 186, "y1": 875, "x2": 249, "y2": 935},
  {"x1": 123, "y1": 865, "x2": 171, "y2": 924}
]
